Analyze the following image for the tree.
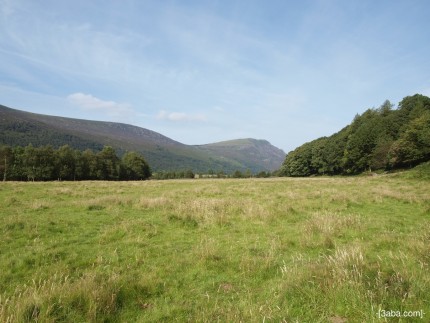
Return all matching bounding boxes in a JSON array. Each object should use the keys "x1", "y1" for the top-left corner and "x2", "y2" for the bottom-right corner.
[
  {"x1": 36, "y1": 145, "x2": 56, "y2": 180},
  {"x1": 310, "y1": 137, "x2": 329, "y2": 175},
  {"x1": 120, "y1": 151, "x2": 151, "y2": 180},
  {"x1": 81, "y1": 149, "x2": 98, "y2": 179},
  {"x1": 389, "y1": 111, "x2": 430, "y2": 167},
  {"x1": 10, "y1": 146, "x2": 26, "y2": 180},
  {"x1": 23, "y1": 144, "x2": 37, "y2": 181},
  {"x1": 74, "y1": 150, "x2": 86, "y2": 180},
  {"x1": 323, "y1": 130, "x2": 348, "y2": 174},
  {"x1": 256, "y1": 171, "x2": 270, "y2": 178},
  {"x1": 184, "y1": 169, "x2": 195, "y2": 179},
  {"x1": 232, "y1": 170, "x2": 243, "y2": 178},
  {"x1": 21, "y1": 145, "x2": 56, "y2": 181},
  {"x1": 216, "y1": 171, "x2": 226, "y2": 178},
  {"x1": 56, "y1": 145, "x2": 76, "y2": 180},
  {"x1": 98, "y1": 146, "x2": 120, "y2": 180},
  {"x1": 370, "y1": 138, "x2": 392, "y2": 170},
  {"x1": 377, "y1": 100, "x2": 393, "y2": 116},
  {"x1": 280, "y1": 142, "x2": 313, "y2": 176}
]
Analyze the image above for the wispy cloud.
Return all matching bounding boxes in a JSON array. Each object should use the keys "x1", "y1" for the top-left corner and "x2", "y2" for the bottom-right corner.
[
  {"x1": 67, "y1": 92, "x2": 133, "y2": 117},
  {"x1": 156, "y1": 110, "x2": 207, "y2": 122}
]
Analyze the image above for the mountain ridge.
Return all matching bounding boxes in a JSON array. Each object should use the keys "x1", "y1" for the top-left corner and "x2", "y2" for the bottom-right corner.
[{"x1": 0, "y1": 104, "x2": 285, "y2": 173}]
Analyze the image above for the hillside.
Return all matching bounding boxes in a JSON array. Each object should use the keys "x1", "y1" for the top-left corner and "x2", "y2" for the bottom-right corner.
[
  {"x1": 279, "y1": 94, "x2": 430, "y2": 176},
  {"x1": 0, "y1": 104, "x2": 285, "y2": 173},
  {"x1": 197, "y1": 139, "x2": 286, "y2": 172}
]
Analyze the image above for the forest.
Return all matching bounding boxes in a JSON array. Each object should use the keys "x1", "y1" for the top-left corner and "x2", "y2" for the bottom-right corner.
[
  {"x1": 279, "y1": 94, "x2": 430, "y2": 176},
  {"x1": 0, "y1": 145, "x2": 151, "y2": 181}
]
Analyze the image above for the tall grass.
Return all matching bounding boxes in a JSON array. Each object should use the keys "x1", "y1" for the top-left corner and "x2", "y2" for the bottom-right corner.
[{"x1": 0, "y1": 174, "x2": 429, "y2": 321}]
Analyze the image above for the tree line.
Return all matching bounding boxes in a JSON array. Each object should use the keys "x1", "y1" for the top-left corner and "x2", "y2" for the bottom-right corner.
[
  {"x1": 152, "y1": 170, "x2": 195, "y2": 180},
  {"x1": 151, "y1": 169, "x2": 272, "y2": 179},
  {"x1": 0, "y1": 145, "x2": 151, "y2": 181},
  {"x1": 279, "y1": 94, "x2": 430, "y2": 176}
]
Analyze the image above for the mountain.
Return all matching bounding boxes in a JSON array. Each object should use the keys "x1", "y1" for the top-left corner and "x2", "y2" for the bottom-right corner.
[
  {"x1": 0, "y1": 104, "x2": 285, "y2": 173},
  {"x1": 279, "y1": 94, "x2": 430, "y2": 176},
  {"x1": 197, "y1": 139, "x2": 285, "y2": 172}
]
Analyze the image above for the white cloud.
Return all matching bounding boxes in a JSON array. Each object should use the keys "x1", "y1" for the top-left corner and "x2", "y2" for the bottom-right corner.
[
  {"x1": 156, "y1": 110, "x2": 207, "y2": 122},
  {"x1": 67, "y1": 92, "x2": 133, "y2": 117}
]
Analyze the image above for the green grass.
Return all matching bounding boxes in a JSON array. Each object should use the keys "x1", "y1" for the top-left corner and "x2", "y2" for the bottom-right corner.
[{"x1": 0, "y1": 172, "x2": 429, "y2": 322}]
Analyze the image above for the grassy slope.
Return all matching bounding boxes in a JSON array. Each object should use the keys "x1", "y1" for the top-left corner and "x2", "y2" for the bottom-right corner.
[{"x1": 0, "y1": 171, "x2": 429, "y2": 321}]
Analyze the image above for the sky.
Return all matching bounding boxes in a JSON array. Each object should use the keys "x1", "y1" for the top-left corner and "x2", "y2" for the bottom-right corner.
[{"x1": 1, "y1": 0, "x2": 430, "y2": 153}]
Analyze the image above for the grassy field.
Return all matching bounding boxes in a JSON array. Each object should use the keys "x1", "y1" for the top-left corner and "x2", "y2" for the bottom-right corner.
[{"x1": 0, "y1": 166, "x2": 429, "y2": 322}]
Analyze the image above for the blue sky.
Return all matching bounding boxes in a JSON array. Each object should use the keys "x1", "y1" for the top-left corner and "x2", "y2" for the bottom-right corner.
[{"x1": 1, "y1": 0, "x2": 429, "y2": 152}]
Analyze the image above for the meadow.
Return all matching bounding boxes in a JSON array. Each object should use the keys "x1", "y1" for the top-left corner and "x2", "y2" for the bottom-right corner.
[{"x1": 0, "y1": 166, "x2": 429, "y2": 322}]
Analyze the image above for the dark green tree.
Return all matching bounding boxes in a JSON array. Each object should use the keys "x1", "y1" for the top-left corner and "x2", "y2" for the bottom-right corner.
[
  {"x1": 56, "y1": 145, "x2": 76, "y2": 180},
  {"x1": 342, "y1": 109, "x2": 380, "y2": 173},
  {"x1": 10, "y1": 146, "x2": 26, "y2": 180},
  {"x1": 280, "y1": 142, "x2": 313, "y2": 176},
  {"x1": 389, "y1": 111, "x2": 430, "y2": 167},
  {"x1": 310, "y1": 137, "x2": 329, "y2": 175},
  {"x1": 22, "y1": 145, "x2": 55, "y2": 181},
  {"x1": 232, "y1": 170, "x2": 243, "y2": 178},
  {"x1": 98, "y1": 146, "x2": 119, "y2": 180},
  {"x1": 184, "y1": 169, "x2": 195, "y2": 179},
  {"x1": 120, "y1": 151, "x2": 151, "y2": 180},
  {"x1": 377, "y1": 100, "x2": 393, "y2": 116},
  {"x1": 81, "y1": 149, "x2": 98, "y2": 179}
]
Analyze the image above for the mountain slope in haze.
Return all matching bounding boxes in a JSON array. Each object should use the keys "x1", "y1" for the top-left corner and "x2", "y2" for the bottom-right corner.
[
  {"x1": 0, "y1": 104, "x2": 285, "y2": 173},
  {"x1": 196, "y1": 139, "x2": 286, "y2": 172}
]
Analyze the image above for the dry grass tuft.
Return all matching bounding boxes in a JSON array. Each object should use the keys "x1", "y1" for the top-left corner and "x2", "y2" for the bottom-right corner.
[
  {"x1": 0, "y1": 272, "x2": 124, "y2": 322},
  {"x1": 136, "y1": 196, "x2": 173, "y2": 210},
  {"x1": 303, "y1": 211, "x2": 362, "y2": 237},
  {"x1": 279, "y1": 253, "x2": 312, "y2": 279},
  {"x1": 280, "y1": 246, "x2": 365, "y2": 287},
  {"x1": 323, "y1": 246, "x2": 364, "y2": 285}
]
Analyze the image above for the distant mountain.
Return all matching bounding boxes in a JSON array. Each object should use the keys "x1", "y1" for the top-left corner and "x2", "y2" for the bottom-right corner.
[
  {"x1": 0, "y1": 104, "x2": 285, "y2": 173},
  {"x1": 196, "y1": 139, "x2": 285, "y2": 172}
]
